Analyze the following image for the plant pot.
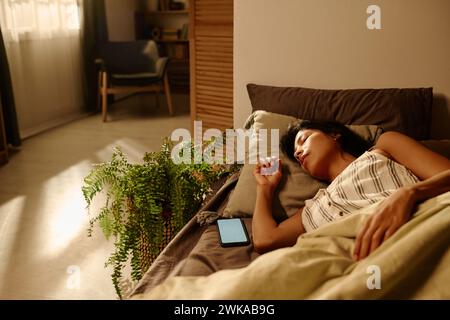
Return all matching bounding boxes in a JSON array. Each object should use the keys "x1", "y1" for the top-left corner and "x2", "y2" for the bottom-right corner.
[{"x1": 139, "y1": 215, "x2": 174, "y2": 272}]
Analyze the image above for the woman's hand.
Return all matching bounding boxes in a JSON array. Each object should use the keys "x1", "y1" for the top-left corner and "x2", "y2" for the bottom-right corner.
[
  {"x1": 353, "y1": 187, "x2": 417, "y2": 261},
  {"x1": 253, "y1": 158, "x2": 283, "y2": 193}
]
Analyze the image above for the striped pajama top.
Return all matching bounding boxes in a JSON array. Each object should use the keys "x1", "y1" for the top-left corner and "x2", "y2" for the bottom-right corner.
[{"x1": 301, "y1": 150, "x2": 420, "y2": 233}]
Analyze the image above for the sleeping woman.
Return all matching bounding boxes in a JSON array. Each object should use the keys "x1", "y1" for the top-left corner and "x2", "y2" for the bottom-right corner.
[{"x1": 252, "y1": 120, "x2": 450, "y2": 260}]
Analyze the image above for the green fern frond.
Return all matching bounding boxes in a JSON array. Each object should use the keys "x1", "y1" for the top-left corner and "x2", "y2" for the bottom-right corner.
[{"x1": 82, "y1": 139, "x2": 238, "y2": 299}]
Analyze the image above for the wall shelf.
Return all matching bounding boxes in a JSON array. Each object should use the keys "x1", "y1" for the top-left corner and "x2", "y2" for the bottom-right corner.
[
  {"x1": 156, "y1": 39, "x2": 189, "y2": 43},
  {"x1": 146, "y1": 10, "x2": 188, "y2": 14},
  {"x1": 170, "y1": 57, "x2": 189, "y2": 62}
]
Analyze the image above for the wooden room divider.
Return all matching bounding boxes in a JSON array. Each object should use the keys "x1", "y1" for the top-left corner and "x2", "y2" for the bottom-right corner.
[{"x1": 189, "y1": 0, "x2": 234, "y2": 132}]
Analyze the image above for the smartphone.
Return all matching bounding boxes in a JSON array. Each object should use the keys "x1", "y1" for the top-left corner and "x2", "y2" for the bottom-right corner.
[{"x1": 216, "y1": 218, "x2": 250, "y2": 247}]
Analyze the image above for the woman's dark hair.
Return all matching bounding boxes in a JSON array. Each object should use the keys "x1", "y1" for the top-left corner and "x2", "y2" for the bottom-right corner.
[{"x1": 280, "y1": 120, "x2": 372, "y2": 162}]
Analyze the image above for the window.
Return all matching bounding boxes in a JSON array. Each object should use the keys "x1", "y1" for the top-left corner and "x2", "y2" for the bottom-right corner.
[{"x1": 0, "y1": 0, "x2": 81, "y2": 41}]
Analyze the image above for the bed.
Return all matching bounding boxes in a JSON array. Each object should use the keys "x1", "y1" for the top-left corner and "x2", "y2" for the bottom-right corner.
[{"x1": 128, "y1": 84, "x2": 450, "y2": 299}]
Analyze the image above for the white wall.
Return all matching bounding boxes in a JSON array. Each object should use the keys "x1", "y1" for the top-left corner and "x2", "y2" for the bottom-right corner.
[
  {"x1": 105, "y1": 0, "x2": 139, "y2": 41},
  {"x1": 7, "y1": 36, "x2": 85, "y2": 138},
  {"x1": 234, "y1": 0, "x2": 450, "y2": 139}
]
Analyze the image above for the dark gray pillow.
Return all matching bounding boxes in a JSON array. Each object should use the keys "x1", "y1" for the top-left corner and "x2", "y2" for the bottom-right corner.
[
  {"x1": 421, "y1": 140, "x2": 450, "y2": 159},
  {"x1": 247, "y1": 83, "x2": 433, "y2": 140}
]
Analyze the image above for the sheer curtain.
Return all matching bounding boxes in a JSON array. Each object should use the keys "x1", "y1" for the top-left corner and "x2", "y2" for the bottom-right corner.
[{"x1": 0, "y1": 0, "x2": 85, "y2": 138}]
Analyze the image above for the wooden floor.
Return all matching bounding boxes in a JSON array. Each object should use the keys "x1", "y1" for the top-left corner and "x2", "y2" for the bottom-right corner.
[{"x1": 0, "y1": 94, "x2": 190, "y2": 299}]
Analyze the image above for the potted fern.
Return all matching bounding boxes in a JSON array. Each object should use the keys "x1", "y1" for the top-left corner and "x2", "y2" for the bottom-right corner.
[{"x1": 82, "y1": 138, "x2": 238, "y2": 298}]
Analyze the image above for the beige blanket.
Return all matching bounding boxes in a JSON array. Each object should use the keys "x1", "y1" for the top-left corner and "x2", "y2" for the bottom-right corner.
[{"x1": 132, "y1": 191, "x2": 450, "y2": 299}]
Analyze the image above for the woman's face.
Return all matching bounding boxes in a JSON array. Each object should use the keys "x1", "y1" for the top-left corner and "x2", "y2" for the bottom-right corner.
[{"x1": 293, "y1": 129, "x2": 339, "y2": 180}]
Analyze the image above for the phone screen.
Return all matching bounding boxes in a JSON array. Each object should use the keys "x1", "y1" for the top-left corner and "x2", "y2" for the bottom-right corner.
[{"x1": 217, "y1": 218, "x2": 250, "y2": 247}]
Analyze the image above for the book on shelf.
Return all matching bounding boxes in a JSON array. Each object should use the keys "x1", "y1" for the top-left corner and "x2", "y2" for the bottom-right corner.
[
  {"x1": 169, "y1": 1, "x2": 185, "y2": 11},
  {"x1": 161, "y1": 28, "x2": 178, "y2": 40},
  {"x1": 159, "y1": 0, "x2": 187, "y2": 11},
  {"x1": 180, "y1": 23, "x2": 189, "y2": 40}
]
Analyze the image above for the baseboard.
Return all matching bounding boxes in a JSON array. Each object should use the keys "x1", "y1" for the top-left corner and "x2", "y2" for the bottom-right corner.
[{"x1": 21, "y1": 111, "x2": 94, "y2": 140}]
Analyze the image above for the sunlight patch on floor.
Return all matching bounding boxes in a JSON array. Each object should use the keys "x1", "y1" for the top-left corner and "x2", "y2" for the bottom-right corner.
[
  {"x1": 40, "y1": 160, "x2": 92, "y2": 258},
  {"x1": 94, "y1": 138, "x2": 154, "y2": 163},
  {"x1": 0, "y1": 196, "x2": 26, "y2": 279}
]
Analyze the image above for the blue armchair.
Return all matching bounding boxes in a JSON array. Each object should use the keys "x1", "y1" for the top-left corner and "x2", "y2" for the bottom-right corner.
[{"x1": 96, "y1": 40, "x2": 173, "y2": 122}]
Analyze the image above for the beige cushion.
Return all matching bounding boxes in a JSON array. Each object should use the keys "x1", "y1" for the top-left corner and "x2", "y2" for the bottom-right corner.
[{"x1": 222, "y1": 111, "x2": 383, "y2": 222}]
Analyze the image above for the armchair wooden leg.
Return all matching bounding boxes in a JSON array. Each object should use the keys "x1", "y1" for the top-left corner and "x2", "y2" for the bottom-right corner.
[
  {"x1": 97, "y1": 71, "x2": 102, "y2": 111},
  {"x1": 154, "y1": 92, "x2": 160, "y2": 109},
  {"x1": 101, "y1": 71, "x2": 108, "y2": 122},
  {"x1": 163, "y1": 73, "x2": 174, "y2": 116}
]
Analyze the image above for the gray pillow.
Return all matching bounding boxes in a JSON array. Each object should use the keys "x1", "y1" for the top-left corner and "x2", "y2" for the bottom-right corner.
[{"x1": 247, "y1": 83, "x2": 433, "y2": 140}]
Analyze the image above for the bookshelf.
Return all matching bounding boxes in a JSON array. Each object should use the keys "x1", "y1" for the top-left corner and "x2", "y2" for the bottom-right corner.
[{"x1": 135, "y1": 1, "x2": 190, "y2": 93}]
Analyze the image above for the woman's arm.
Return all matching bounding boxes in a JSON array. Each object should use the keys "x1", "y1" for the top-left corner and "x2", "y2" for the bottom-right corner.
[
  {"x1": 407, "y1": 169, "x2": 450, "y2": 201},
  {"x1": 354, "y1": 131, "x2": 450, "y2": 261},
  {"x1": 252, "y1": 159, "x2": 305, "y2": 254},
  {"x1": 373, "y1": 131, "x2": 450, "y2": 180}
]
